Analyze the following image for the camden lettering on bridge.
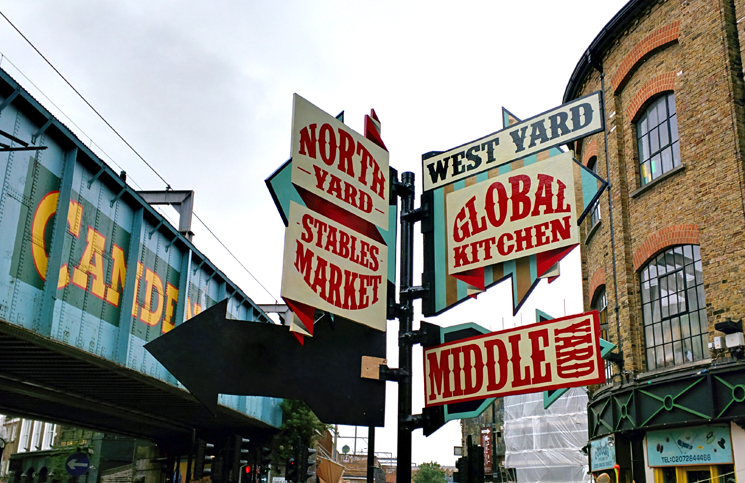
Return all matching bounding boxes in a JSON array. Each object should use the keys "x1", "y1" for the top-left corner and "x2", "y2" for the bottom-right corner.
[
  {"x1": 12, "y1": 159, "x2": 183, "y2": 339},
  {"x1": 422, "y1": 91, "x2": 603, "y2": 192},
  {"x1": 423, "y1": 311, "x2": 604, "y2": 406},
  {"x1": 291, "y1": 94, "x2": 390, "y2": 229},
  {"x1": 446, "y1": 151, "x2": 579, "y2": 274},
  {"x1": 281, "y1": 201, "x2": 387, "y2": 332}
]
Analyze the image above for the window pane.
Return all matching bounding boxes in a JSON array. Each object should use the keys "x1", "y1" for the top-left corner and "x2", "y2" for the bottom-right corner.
[
  {"x1": 647, "y1": 349, "x2": 656, "y2": 370},
  {"x1": 683, "y1": 339, "x2": 693, "y2": 362},
  {"x1": 691, "y1": 337, "x2": 704, "y2": 360},
  {"x1": 646, "y1": 325, "x2": 655, "y2": 345},
  {"x1": 672, "y1": 317, "x2": 681, "y2": 340},
  {"x1": 660, "y1": 277, "x2": 669, "y2": 297},
  {"x1": 649, "y1": 102, "x2": 659, "y2": 126},
  {"x1": 687, "y1": 287, "x2": 698, "y2": 310},
  {"x1": 653, "y1": 300, "x2": 661, "y2": 322},
  {"x1": 641, "y1": 161, "x2": 650, "y2": 185},
  {"x1": 651, "y1": 154, "x2": 662, "y2": 179},
  {"x1": 695, "y1": 260, "x2": 703, "y2": 284},
  {"x1": 640, "y1": 116, "x2": 649, "y2": 135},
  {"x1": 663, "y1": 319, "x2": 672, "y2": 343},
  {"x1": 659, "y1": 120, "x2": 670, "y2": 147},
  {"x1": 657, "y1": 346, "x2": 665, "y2": 367},
  {"x1": 685, "y1": 263, "x2": 695, "y2": 283},
  {"x1": 693, "y1": 245, "x2": 701, "y2": 260},
  {"x1": 681, "y1": 314, "x2": 691, "y2": 338},
  {"x1": 662, "y1": 297, "x2": 669, "y2": 318},
  {"x1": 668, "y1": 93, "x2": 676, "y2": 115},
  {"x1": 684, "y1": 245, "x2": 692, "y2": 261},
  {"x1": 666, "y1": 252, "x2": 676, "y2": 273},
  {"x1": 650, "y1": 278, "x2": 660, "y2": 301},
  {"x1": 670, "y1": 113, "x2": 679, "y2": 141},
  {"x1": 657, "y1": 99, "x2": 668, "y2": 124},
  {"x1": 640, "y1": 135, "x2": 650, "y2": 161},
  {"x1": 673, "y1": 340, "x2": 683, "y2": 364},
  {"x1": 699, "y1": 309, "x2": 708, "y2": 334},
  {"x1": 650, "y1": 127, "x2": 660, "y2": 153},
  {"x1": 691, "y1": 312, "x2": 701, "y2": 336},
  {"x1": 672, "y1": 141, "x2": 681, "y2": 167},
  {"x1": 664, "y1": 343, "x2": 674, "y2": 365},
  {"x1": 657, "y1": 254, "x2": 667, "y2": 276},
  {"x1": 661, "y1": 147, "x2": 673, "y2": 173}
]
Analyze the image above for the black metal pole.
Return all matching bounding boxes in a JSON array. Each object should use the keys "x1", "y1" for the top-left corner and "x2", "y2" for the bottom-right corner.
[
  {"x1": 396, "y1": 171, "x2": 415, "y2": 483},
  {"x1": 366, "y1": 426, "x2": 375, "y2": 483}
]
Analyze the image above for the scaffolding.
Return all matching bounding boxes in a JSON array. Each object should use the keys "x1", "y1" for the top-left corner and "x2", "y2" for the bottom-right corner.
[{"x1": 504, "y1": 388, "x2": 591, "y2": 483}]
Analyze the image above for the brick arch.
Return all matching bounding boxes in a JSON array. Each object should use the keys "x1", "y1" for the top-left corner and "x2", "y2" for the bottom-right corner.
[
  {"x1": 583, "y1": 139, "x2": 598, "y2": 167},
  {"x1": 626, "y1": 72, "x2": 677, "y2": 121},
  {"x1": 588, "y1": 268, "x2": 606, "y2": 306},
  {"x1": 611, "y1": 21, "x2": 680, "y2": 91},
  {"x1": 632, "y1": 224, "x2": 700, "y2": 271}
]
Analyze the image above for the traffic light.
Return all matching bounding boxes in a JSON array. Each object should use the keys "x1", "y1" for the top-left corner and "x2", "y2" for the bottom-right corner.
[
  {"x1": 260, "y1": 447, "x2": 272, "y2": 475},
  {"x1": 194, "y1": 440, "x2": 216, "y2": 480},
  {"x1": 229, "y1": 435, "x2": 251, "y2": 483},
  {"x1": 240, "y1": 465, "x2": 252, "y2": 483},
  {"x1": 286, "y1": 458, "x2": 297, "y2": 483},
  {"x1": 305, "y1": 447, "x2": 317, "y2": 483}
]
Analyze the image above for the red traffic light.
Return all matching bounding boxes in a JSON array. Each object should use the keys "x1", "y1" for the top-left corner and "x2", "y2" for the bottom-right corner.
[{"x1": 244, "y1": 466, "x2": 251, "y2": 474}]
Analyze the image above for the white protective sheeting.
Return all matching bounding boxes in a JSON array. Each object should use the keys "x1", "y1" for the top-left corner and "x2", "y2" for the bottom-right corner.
[{"x1": 504, "y1": 388, "x2": 591, "y2": 483}]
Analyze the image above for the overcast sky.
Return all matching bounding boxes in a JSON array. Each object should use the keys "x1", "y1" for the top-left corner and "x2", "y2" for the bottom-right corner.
[{"x1": 0, "y1": 0, "x2": 628, "y2": 467}]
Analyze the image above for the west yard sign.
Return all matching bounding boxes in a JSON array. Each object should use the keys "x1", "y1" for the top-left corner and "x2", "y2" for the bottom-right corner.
[
  {"x1": 422, "y1": 91, "x2": 603, "y2": 192},
  {"x1": 423, "y1": 311, "x2": 604, "y2": 407}
]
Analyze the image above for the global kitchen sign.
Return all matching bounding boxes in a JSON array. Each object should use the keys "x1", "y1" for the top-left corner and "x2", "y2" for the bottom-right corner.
[
  {"x1": 446, "y1": 151, "x2": 579, "y2": 274},
  {"x1": 423, "y1": 311, "x2": 604, "y2": 406}
]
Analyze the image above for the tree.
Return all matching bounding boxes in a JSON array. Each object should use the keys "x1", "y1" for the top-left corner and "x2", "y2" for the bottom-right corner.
[
  {"x1": 274, "y1": 399, "x2": 330, "y2": 461},
  {"x1": 414, "y1": 462, "x2": 447, "y2": 483}
]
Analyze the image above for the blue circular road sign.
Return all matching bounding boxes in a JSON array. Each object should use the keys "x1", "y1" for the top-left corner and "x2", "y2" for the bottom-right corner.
[{"x1": 65, "y1": 453, "x2": 90, "y2": 476}]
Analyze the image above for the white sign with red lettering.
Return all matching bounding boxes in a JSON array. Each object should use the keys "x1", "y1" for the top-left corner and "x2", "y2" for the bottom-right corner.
[
  {"x1": 423, "y1": 311, "x2": 604, "y2": 407},
  {"x1": 280, "y1": 202, "x2": 387, "y2": 332},
  {"x1": 445, "y1": 151, "x2": 579, "y2": 275},
  {"x1": 291, "y1": 94, "x2": 390, "y2": 230}
]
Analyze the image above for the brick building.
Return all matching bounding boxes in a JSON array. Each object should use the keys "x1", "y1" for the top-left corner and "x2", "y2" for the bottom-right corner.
[{"x1": 565, "y1": 0, "x2": 745, "y2": 482}]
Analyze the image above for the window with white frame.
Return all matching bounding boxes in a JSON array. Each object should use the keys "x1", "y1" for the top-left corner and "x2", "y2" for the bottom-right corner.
[
  {"x1": 640, "y1": 245, "x2": 708, "y2": 370},
  {"x1": 637, "y1": 92, "x2": 680, "y2": 185},
  {"x1": 30, "y1": 421, "x2": 42, "y2": 451},
  {"x1": 41, "y1": 423, "x2": 56, "y2": 450},
  {"x1": 18, "y1": 419, "x2": 31, "y2": 453}
]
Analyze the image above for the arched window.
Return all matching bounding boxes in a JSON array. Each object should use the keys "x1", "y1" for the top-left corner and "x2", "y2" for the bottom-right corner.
[
  {"x1": 587, "y1": 156, "x2": 601, "y2": 226},
  {"x1": 591, "y1": 287, "x2": 612, "y2": 383},
  {"x1": 637, "y1": 92, "x2": 680, "y2": 185},
  {"x1": 640, "y1": 245, "x2": 707, "y2": 370}
]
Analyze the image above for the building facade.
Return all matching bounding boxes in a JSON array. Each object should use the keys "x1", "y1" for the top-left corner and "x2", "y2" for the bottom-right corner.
[{"x1": 565, "y1": 0, "x2": 745, "y2": 482}]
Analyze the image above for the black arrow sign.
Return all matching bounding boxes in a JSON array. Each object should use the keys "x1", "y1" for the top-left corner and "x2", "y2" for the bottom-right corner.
[{"x1": 145, "y1": 299, "x2": 386, "y2": 426}]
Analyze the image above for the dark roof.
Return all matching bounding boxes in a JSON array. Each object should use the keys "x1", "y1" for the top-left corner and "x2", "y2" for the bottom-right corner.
[{"x1": 563, "y1": 0, "x2": 653, "y2": 103}]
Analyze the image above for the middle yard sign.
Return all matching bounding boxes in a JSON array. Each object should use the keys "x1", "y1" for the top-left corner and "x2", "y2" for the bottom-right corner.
[
  {"x1": 423, "y1": 311, "x2": 604, "y2": 406},
  {"x1": 421, "y1": 91, "x2": 603, "y2": 192}
]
